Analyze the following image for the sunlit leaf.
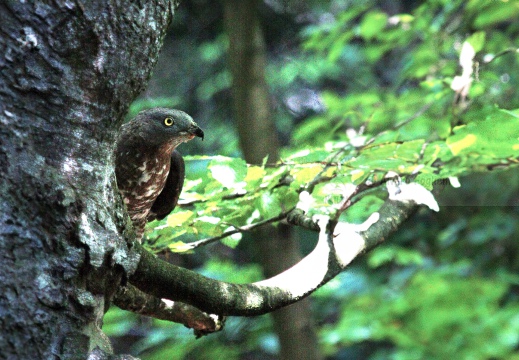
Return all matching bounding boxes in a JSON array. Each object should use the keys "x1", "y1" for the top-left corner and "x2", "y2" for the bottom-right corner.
[
  {"x1": 466, "y1": 31, "x2": 486, "y2": 53},
  {"x1": 255, "y1": 192, "x2": 282, "y2": 218},
  {"x1": 291, "y1": 165, "x2": 323, "y2": 184},
  {"x1": 221, "y1": 228, "x2": 242, "y2": 249},
  {"x1": 447, "y1": 133, "x2": 477, "y2": 155},
  {"x1": 166, "y1": 210, "x2": 195, "y2": 227},
  {"x1": 209, "y1": 157, "x2": 247, "y2": 188},
  {"x1": 168, "y1": 241, "x2": 195, "y2": 253},
  {"x1": 194, "y1": 216, "x2": 224, "y2": 236}
]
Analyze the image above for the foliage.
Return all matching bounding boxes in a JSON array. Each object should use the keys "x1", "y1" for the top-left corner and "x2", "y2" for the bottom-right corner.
[
  {"x1": 146, "y1": 100, "x2": 518, "y2": 251},
  {"x1": 108, "y1": 0, "x2": 519, "y2": 358},
  {"x1": 138, "y1": 1, "x2": 519, "y2": 254},
  {"x1": 320, "y1": 270, "x2": 519, "y2": 360}
]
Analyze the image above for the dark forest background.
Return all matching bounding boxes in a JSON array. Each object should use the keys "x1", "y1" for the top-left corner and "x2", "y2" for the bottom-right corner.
[{"x1": 103, "y1": 1, "x2": 519, "y2": 359}]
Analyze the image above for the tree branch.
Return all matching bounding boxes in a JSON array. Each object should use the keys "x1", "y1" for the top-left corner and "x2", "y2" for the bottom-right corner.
[
  {"x1": 113, "y1": 284, "x2": 224, "y2": 338},
  {"x1": 128, "y1": 199, "x2": 417, "y2": 316},
  {"x1": 482, "y1": 47, "x2": 519, "y2": 64},
  {"x1": 285, "y1": 208, "x2": 320, "y2": 231}
]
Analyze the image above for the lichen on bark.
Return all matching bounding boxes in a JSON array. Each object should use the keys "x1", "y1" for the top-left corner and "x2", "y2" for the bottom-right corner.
[{"x1": 0, "y1": 1, "x2": 173, "y2": 358}]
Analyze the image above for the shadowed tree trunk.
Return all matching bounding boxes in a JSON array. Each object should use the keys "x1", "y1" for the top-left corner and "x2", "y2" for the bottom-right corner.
[
  {"x1": 223, "y1": 1, "x2": 323, "y2": 359},
  {"x1": 0, "y1": 2, "x2": 172, "y2": 358}
]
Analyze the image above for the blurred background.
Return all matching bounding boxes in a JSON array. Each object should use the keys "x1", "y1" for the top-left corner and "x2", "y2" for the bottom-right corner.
[{"x1": 104, "y1": 0, "x2": 519, "y2": 359}]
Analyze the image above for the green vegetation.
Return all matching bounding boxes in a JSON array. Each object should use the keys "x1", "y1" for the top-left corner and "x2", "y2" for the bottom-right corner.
[{"x1": 104, "y1": 1, "x2": 519, "y2": 358}]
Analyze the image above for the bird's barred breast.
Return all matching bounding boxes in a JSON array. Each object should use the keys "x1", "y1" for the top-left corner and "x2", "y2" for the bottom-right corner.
[{"x1": 119, "y1": 154, "x2": 171, "y2": 222}]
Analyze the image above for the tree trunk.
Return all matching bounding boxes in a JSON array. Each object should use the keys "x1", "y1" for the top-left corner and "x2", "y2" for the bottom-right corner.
[
  {"x1": 0, "y1": 2, "x2": 172, "y2": 358},
  {"x1": 259, "y1": 226, "x2": 324, "y2": 360},
  {"x1": 223, "y1": 1, "x2": 323, "y2": 359}
]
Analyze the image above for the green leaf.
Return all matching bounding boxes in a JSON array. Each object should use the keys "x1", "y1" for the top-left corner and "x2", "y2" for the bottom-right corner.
[
  {"x1": 423, "y1": 141, "x2": 453, "y2": 164},
  {"x1": 209, "y1": 156, "x2": 248, "y2": 189},
  {"x1": 342, "y1": 195, "x2": 384, "y2": 224},
  {"x1": 414, "y1": 173, "x2": 439, "y2": 190},
  {"x1": 193, "y1": 216, "x2": 224, "y2": 237},
  {"x1": 351, "y1": 169, "x2": 368, "y2": 184},
  {"x1": 102, "y1": 307, "x2": 138, "y2": 336},
  {"x1": 168, "y1": 241, "x2": 195, "y2": 253},
  {"x1": 446, "y1": 110, "x2": 519, "y2": 158},
  {"x1": 291, "y1": 164, "x2": 324, "y2": 185},
  {"x1": 276, "y1": 187, "x2": 299, "y2": 211},
  {"x1": 466, "y1": 31, "x2": 486, "y2": 53},
  {"x1": 360, "y1": 11, "x2": 388, "y2": 41},
  {"x1": 447, "y1": 133, "x2": 477, "y2": 155},
  {"x1": 328, "y1": 31, "x2": 354, "y2": 62},
  {"x1": 220, "y1": 229, "x2": 242, "y2": 249},
  {"x1": 244, "y1": 165, "x2": 266, "y2": 190},
  {"x1": 472, "y1": 2, "x2": 519, "y2": 29},
  {"x1": 368, "y1": 245, "x2": 425, "y2": 268},
  {"x1": 500, "y1": 108, "x2": 519, "y2": 120},
  {"x1": 394, "y1": 140, "x2": 425, "y2": 161},
  {"x1": 255, "y1": 192, "x2": 282, "y2": 218},
  {"x1": 166, "y1": 210, "x2": 194, "y2": 227}
]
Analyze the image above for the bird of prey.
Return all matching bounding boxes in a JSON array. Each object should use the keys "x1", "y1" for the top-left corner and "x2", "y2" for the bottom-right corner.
[{"x1": 115, "y1": 108, "x2": 204, "y2": 240}]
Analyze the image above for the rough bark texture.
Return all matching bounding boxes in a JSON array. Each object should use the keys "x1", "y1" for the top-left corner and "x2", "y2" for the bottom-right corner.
[
  {"x1": 0, "y1": 1, "x2": 172, "y2": 358},
  {"x1": 114, "y1": 284, "x2": 223, "y2": 337},
  {"x1": 223, "y1": 1, "x2": 323, "y2": 359}
]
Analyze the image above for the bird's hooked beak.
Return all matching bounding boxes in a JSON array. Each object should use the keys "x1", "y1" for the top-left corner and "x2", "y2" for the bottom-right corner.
[
  {"x1": 193, "y1": 125, "x2": 204, "y2": 141},
  {"x1": 183, "y1": 123, "x2": 204, "y2": 142}
]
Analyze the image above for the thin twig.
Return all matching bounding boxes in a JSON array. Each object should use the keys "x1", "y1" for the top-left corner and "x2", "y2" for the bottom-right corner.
[
  {"x1": 178, "y1": 191, "x2": 248, "y2": 207},
  {"x1": 179, "y1": 165, "x2": 312, "y2": 207},
  {"x1": 394, "y1": 102, "x2": 434, "y2": 129},
  {"x1": 482, "y1": 47, "x2": 519, "y2": 65},
  {"x1": 364, "y1": 102, "x2": 434, "y2": 147},
  {"x1": 264, "y1": 161, "x2": 341, "y2": 168},
  {"x1": 186, "y1": 211, "x2": 291, "y2": 249},
  {"x1": 306, "y1": 145, "x2": 352, "y2": 193},
  {"x1": 332, "y1": 178, "x2": 391, "y2": 222}
]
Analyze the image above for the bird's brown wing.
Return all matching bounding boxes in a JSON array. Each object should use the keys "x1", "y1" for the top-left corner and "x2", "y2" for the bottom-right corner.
[{"x1": 148, "y1": 150, "x2": 185, "y2": 221}]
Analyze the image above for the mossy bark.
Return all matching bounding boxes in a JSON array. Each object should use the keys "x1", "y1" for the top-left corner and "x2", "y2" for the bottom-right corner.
[{"x1": 0, "y1": 1, "x2": 172, "y2": 358}]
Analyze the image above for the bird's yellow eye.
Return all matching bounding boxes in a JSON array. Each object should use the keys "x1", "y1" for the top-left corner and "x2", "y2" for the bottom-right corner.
[{"x1": 164, "y1": 117, "x2": 174, "y2": 126}]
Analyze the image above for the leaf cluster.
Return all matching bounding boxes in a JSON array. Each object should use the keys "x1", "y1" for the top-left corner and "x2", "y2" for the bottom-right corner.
[{"x1": 109, "y1": 0, "x2": 519, "y2": 358}]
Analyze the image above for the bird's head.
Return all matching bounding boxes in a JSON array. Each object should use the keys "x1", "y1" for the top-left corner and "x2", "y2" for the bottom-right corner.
[{"x1": 131, "y1": 108, "x2": 204, "y2": 148}]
